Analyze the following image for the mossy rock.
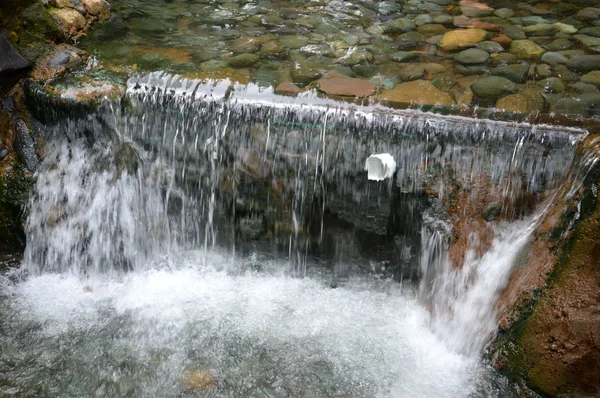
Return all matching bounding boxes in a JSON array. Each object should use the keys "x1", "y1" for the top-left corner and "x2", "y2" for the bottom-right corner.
[
  {"x1": 0, "y1": 165, "x2": 34, "y2": 251},
  {"x1": 20, "y1": 2, "x2": 64, "y2": 42}
]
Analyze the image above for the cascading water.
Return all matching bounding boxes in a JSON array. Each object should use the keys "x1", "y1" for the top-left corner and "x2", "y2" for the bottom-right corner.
[{"x1": 0, "y1": 73, "x2": 587, "y2": 397}]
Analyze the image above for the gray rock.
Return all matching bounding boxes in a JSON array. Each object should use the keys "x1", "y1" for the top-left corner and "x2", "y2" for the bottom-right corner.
[
  {"x1": 482, "y1": 202, "x2": 501, "y2": 221},
  {"x1": 575, "y1": 7, "x2": 600, "y2": 21},
  {"x1": 579, "y1": 27, "x2": 600, "y2": 38},
  {"x1": 390, "y1": 51, "x2": 416, "y2": 62},
  {"x1": 14, "y1": 120, "x2": 38, "y2": 172},
  {"x1": 491, "y1": 63, "x2": 530, "y2": 83},
  {"x1": 0, "y1": 35, "x2": 30, "y2": 73},
  {"x1": 415, "y1": 14, "x2": 433, "y2": 26},
  {"x1": 535, "y1": 64, "x2": 552, "y2": 78},
  {"x1": 454, "y1": 48, "x2": 490, "y2": 64},
  {"x1": 396, "y1": 31, "x2": 424, "y2": 45},
  {"x1": 569, "y1": 82, "x2": 598, "y2": 93},
  {"x1": 565, "y1": 55, "x2": 600, "y2": 72},
  {"x1": 47, "y1": 50, "x2": 82, "y2": 69},
  {"x1": 573, "y1": 34, "x2": 600, "y2": 48},
  {"x1": 545, "y1": 38, "x2": 573, "y2": 52},
  {"x1": 494, "y1": 8, "x2": 514, "y2": 19},
  {"x1": 523, "y1": 23, "x2": 556, "y2": 36},
  {"x1": 537, "y1": 77, "x2": 566, "y2": 93},
  {"x1": 398, "y1": 64, "x2": 424, "y2": 81},
  {"x1": 471, "y1": 76, "x2": 519, "y2": 99},
  {"x1": 455, "y1": 63, "x2": 487, "y2": 75},
  {"x1": 0, "y1": 146, "x2": 9, "y2": 161},
  {"x1": 503, "y1": 26, "x2": 526, "y2": 40},
  {"x1": 540, "y1": 52, "x2": 568, "y2": 66},
  {"x1": 475, "y1": 41, "x2": 504, "y2": 53},
  {"x1": 543, "y1": 92, "x2": 600, "y2": 117}
]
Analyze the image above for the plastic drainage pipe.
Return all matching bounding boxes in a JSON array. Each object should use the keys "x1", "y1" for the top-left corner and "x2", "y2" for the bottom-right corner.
[{"x1": 364, "y1": 153, "x2": 396, "y2": 181}]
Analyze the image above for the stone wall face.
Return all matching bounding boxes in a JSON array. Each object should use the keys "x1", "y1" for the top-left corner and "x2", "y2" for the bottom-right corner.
[{"x1": 490, "y1": 136, "x2": 600, "y2": 397}]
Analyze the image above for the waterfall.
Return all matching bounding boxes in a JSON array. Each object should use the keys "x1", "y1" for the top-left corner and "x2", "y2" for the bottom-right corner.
[{"x1": 2, "y1": 73, "x2": 587, "y2": 397}]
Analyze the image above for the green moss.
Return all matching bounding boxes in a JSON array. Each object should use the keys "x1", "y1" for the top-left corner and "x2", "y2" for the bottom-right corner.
[{"x1": 0, "y1": 165, "x2": 34, "y2": 251}]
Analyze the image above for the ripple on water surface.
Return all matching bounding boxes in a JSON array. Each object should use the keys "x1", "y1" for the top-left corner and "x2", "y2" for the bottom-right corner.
[{"x1": 0, "y1": 254, "x2": 490, "y2": 398}]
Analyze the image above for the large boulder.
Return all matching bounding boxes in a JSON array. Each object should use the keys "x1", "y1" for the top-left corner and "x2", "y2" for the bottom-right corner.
[
  {"x1": 0, "y1": 35, "x2": 31, "y2": 96},
  {"x1": 471, "y1": 76, "x2": 519, "y2": 99},
  {"x1": 49, "y1": 8, "x2": 87, "y2": 38},
  {"x1": 438, "y1": 29, "x2": 488, "y2": 51}
]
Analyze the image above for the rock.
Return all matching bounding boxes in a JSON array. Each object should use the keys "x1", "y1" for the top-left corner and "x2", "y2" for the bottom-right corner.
[
  {"x1": 291, "y1": 60, "x2": 324, "y2": 85},
  {"x1": 14, "y1": 120, "x2": 38, "y2": 172},
  {"x1": 415, "y1": 14, "x2": 434, "y2": 26},
  {"x1": 537, "y1": 77, "x2": 566, "y2": 93},
  {"x1": 378, "y1": 79, "x2": 455, "y2": 107},
  {"x1": 569, "y1": 82, "x2": 598, "y2": 93},
  {"x1": 454, "y1": 48, "x2": 489, "y2": 64},
  {"x1": 0, "y1": 146, "x2": 9, "y2": 161},
  {"x1": 228, "y1": 53, "x2": 260, "y2": 68},
  {"x1": 80, "y1": 0, "x2": 109, "y2": 20},
  {"x1": 510, "y1": 40, "x2": 545, "y2": 59},
  {"x1": 553, "y1": 65, "x2": 580, "y2": 82},
  {"x1": 491, "y1": 63, "x2": 530, "y2": 83},
  {"x1": 471, "y1": 76, "x2": 519, "y2": 99},
  {"x1": 450, "y1": 84, "x2": 473, "y2": 107},
  {"x1": 573, "y1": 35, "x2": 600, "y2": 48},
  {"x1": 0, "y1": 35, "x2": 31, "y2": 73},
  {"x1": 199, "y1": 60, "x2": 228, "y2": 72},
  {"x1": 502, "y1": 26, "x2": 526, "y2": 40},
  {"x1": 565, "y1": 55, "x2": 600, "y2": 72},
  {"x1": 579, "y1": 27, "x2": 600, "y2": 38},
  {"x1": 494, "y1": 8, "x2": 514, "y2": 19},
  {"x1": 316, "y1": 72, "x2": 377, "y2": 97},
  {"x1": 495, "y1": 85, "x2": 544, "y2": 114},
  {"x1": 56, "y1": 0, "x2": 87, "y2": 16},
  {"x1": 545, "y1": 38, "x2": 573, "y2": 52},
  {"x1": 337, "y1": 49, "x2": 373, "y2": 66},
  {"x1": 553, "y1": 23, "x2": 577, "y2": 34},
  {"x1": 535, "y1": 64, "x2": 552, "y2": 79},
  {"x1": 543, "y1": 92, "x2": 600, "y2": 116},
  {"x1": 182, "y1": 369, "x2": 214, "y2": 392},
  {"x1": 491, "y1": 53, "x2": 517, "y2": 65},
  {"x1": 398, "y1": 64, "x2": 424, "y2": 81},
  {"x1": 540, "y1": 52, "x2": 568, "y2": 66},
  {"x1": 438, "y1": 29, "x2": 488, "y2": 51},
  {"x1": 459, "y1": 0, "x2": 493, "y2": 18},
  {"x1": 279, "y1": 36, "x2": 309, "y2": 50},
  {"x1": 259, "y1": 41, "x2": 284, "y2": 57},
  {"x1": 475, "y1": 41, "x2": 504, "y2": 53},
  {"x1": 49, "y1": 8, "x2": 87, "y2": 38},
  {"x1": 523, "y1": 24, "x2": 556, "y2": 36},
  {"x1": 20, "y1": 2, "x2": 63, "y2": 41},
  {"x1": 492, "y1": 34, "x2": 512, "y2": 46},
  {"x1": 422, "y1": 63, "x2": 447, "y2": 77},
  {"x1": 231, "y1": 37, "x2": 260, "y2": 54},
  {"x1": 396, "y1": 31, "x2": 425, "y2": 46},
  {"x1": 581, "y1": 71, "x2": 600, "y2": 88},
  {"x1": 389, "y1": 51, "x2": 416, "y2": 62},
  {"x1": 238, "y1": 214, "x2": 264, "y2": 240},
  {"x1": 416, "y1": 24, "x2": 448, "y2": 36},
  {"x1": 453, "y1": 16, "x2": 500, "y2": 31},
  {"x1": 574, "y1": 7, "x2": 600, "y2": 21},
  {"x1": 455, "y1": 63, "x2": 487, "y2": 75},
  {"x1": 47, "y1": 49, "x2": 82, "y2": 69},
  {"x1": 433, "y1": 73, "x2": 457, "y2": 90},
  {"x1": 275, "y1": 81, "x2": 301, "y2": 95},
  {"x1": 482, "y1": 202, "x2": 501, "y2": 221}
]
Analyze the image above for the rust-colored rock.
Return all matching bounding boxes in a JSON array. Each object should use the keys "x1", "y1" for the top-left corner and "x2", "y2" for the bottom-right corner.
[
  {"x1": 495, "y1": 84, "x2": 544, "y2": 114},
  {"x1": 378, "y1": 80, "x2": 455, "y2": 107},
  {"x1": 316, "y1": 72, "x2": 377, "y2": 97},
  {"x1": 275, "y1": 81, "x2": 301, "y2": 95},
  {"x1": 438, "y1": 29, "x2": 489, "y2": 51}
]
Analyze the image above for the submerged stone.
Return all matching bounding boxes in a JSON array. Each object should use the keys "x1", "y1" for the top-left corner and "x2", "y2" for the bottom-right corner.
[
  {"x1": 581, "y1": 71, "x2": 600, "y2": 88},
  {"x1": 228, "y1": 53, "x2": 260, "y2": 68},
  {"x1": 274, "y1": 81, "x2": 301, "y2": 95},
  {"x1": 454, "y1": 48, "x2": 489, "y2": 64},
  {"x1": 316, "y1": 72, "x2": 377, "y2": 97},
  {"x1": 537, "y1": 77, "x2": 566, "y2": 93},
  {"x1": 471, "y1": 76, "x2": 519, "y2": 99},
  {"x1": 49, "y1": 8, "x2": 87, "y2": 38},
  {"x1": 438, "y1": 29, "x2": 488, "y2": 51},
  {"x1": 491, "y1": 63, "x2": 530, "y2": 84},
  {"x1": 509, "y1": 40, "x2": 545, "y2": 59},
  {"x1": 378, "y1": 79, "x2": 455, "y2": 107}
]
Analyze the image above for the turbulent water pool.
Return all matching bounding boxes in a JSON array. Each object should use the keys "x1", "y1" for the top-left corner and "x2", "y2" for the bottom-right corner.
[{"x1": 0, "y1": 71, "x2": 586, "y2": 397}]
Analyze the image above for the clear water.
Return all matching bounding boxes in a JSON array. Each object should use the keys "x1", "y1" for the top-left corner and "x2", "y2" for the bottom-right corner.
[{"x1": 0, "y1": 75, "x2": 586, "y2": 397}]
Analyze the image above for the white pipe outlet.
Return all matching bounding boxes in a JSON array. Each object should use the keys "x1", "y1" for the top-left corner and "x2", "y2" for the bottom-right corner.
[{"x1": 364, "y1": 153, "x2": 396, "y2": 181}]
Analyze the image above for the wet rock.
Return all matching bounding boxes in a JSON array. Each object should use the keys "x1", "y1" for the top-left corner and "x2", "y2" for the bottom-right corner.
[
  {"x1": 491, "y1": 63, "x2": 530, "y2": 83},
  {"x1": 454, "y1": 48, "x2": 489, "y2": 64},
  {"x1": 540, "y1": 51, "x2": 568, "y2": 66},
  {"x1": 0, "y1": 146, "x2": 9, "y2": 161},
  {"x1": 199, "y1": 60, "x2": 228, "y2": 72},
  {"x1": 415, "y1": 15, "x2": 433, "y2": 26},
  {"x1": 523, "y1": 23, "x2": 556, "y2": 37},
  {"x1": 553, "y1": 23, "x2": 577, "y2": 35},
  {"x1": 259, "y1": 41, "x2": 284, "y2": 57},
  {"x1": 495, "y1": 85, "x2": 544, "y2": 114},
  {"x1": 471, "y1": 76, "x2": 519, "y2": 100},
  {"x1": 579, "y1": 27, "x2": 600, "y2": 38},
  {"x1": 494, "y1": 8, "x2": 514, "y2": 19},
  {"x1": 565, "y1": 55, "x2": 600, "y2": 72},
  {"x1": 535, "y1": 64, "x2": 552, "y2": 79},
  {"x1": 49, "y1": 8, "x2": 87, "y2": 38},
  {"x1": 416, "y1": 24, "x2": 448, "y2": 36},
  {"x1": 455, "y1": 63, "x2": 487, "y2": 75},
  {"x1": 569, "y1": 82, "x2": 598, "y2": 93},
  {"x1": 543, "y1": 92, "x2": 600, "y2": 116},
  {"x1": 438, "y1": 29, "x2": 488, "y2": 51},
  {"x1": 337, "y1": 49, "x2": 373, "y2": 66},
  {"x1": 352, "y1": 64, "x2": 378, "y2": 78},
  {"x1": 279, "y1": 36, "x2": 308, "y2": 50},
  {"x1": 573, "y1": 35, "x2": 600, "y2": 48},
  {"x1": 574, "y1": 7, "x2": 600, "y2": 21},
  {"x1": 581, "y1": 71, "x2": 600, "y2": 88},
  {"x1": 291, "y1": 60, "x2": 324, "y2": 85},
  {"x1": 545, "y1": 38, "x2": 573, "y2": 52},
  {"x1": 432, "y1": 73, "x2": 457, "y2": 90},
  {"x1": 422, "y1": 63, "x2": 447, "y2": 77},
  {"x1": 398, "y1": 64, "x2": 424, "y2": 81},
  {"x1": 475, "y1": 41, "x2": 503, "y2": 53},
  {"x1": 450, "y1": 82, "x2": 474, "y2": 108},
  {"x1": 389, "y1": 51, "x2": 416, "y2": 62},
  {"x1": 55, "y1": 0, "x2": 87, "y2": 16},
  {"x1": 459, "y1": 0, "x2": 493, "y2": 18},
  {"x1": 396, "y1": 31, "x2": 425, "y2": 46},
  {"x1": 491, "y1": 53, "x2": 516, "y2": 65},
  {"x1": 14, "y1": 120, "x2": 39, "y2": 172},
  {"x1": 553, "y1": 65, "x2": 581, "y2": 82},
  {"x1": 482, "y1": 202, "x2": 501, "y2": 221},
  {"x1": 238, "y1": 214, "x2": 264, "y2": 240},
  {"x1": 81, "y1": 0, "x2": 109, "y2": 20},
  {"x1": 0, "y1": 35, "x2": 31, "y2": 77},
  {"x1": 378, "y1": 79, "x2": 455, "y2": 107},
  {"x1": 316, "y1": 72, "x2": 377, "y2": 97},
  {"x1": 502, "y1": 26, "x2": 526, "y2": 40},
  {"x1": 231, "y1": 37, "x2": 260, "y2": 54},
  {"x1": 537, "y1": 77, "x2": 566, "y2": 93},
  {"x1": 228, "y1": 53, "x2": 260, "y2": 68},
  {"x1": 47, "y1": 49, "x2": 82, "y2": 69},
  {"x1": 510, "y1": 40, "x2": 545, "y2": 59},
  {"x1": 275, "y1": 81, "x2": 301, "y2": 95}
]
